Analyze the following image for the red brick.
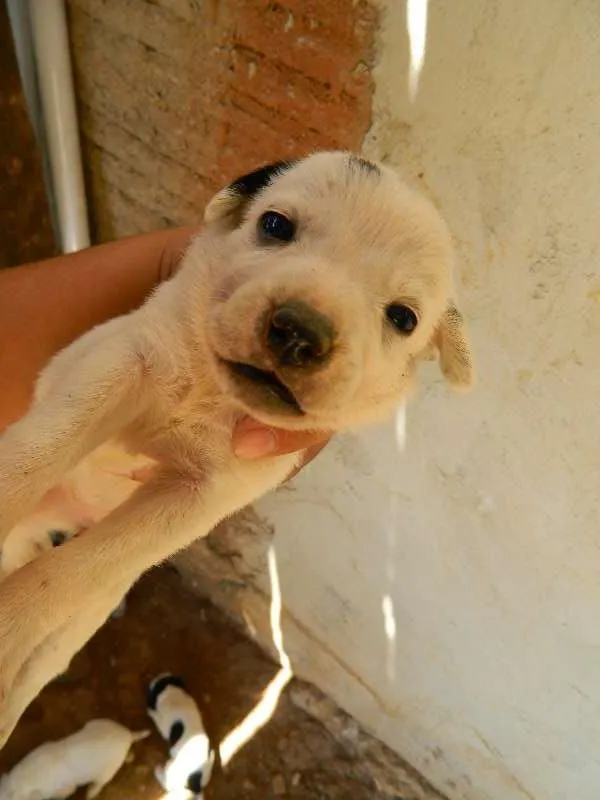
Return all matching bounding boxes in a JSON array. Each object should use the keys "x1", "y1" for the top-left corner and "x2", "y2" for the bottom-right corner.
[
  {"x1": 208, "y1": 0, "x2": 378, "y2": 186},
  {"x1": 68, "y1": 0, "x2": 379, "y2": 239}
]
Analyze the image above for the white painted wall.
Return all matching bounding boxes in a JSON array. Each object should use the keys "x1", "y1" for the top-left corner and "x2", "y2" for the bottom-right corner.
[{"x1": 182, "y1": 2, "x2": 600, "y2": 798}]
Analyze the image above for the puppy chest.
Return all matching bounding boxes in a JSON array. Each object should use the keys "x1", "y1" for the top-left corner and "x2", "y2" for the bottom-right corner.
[{"x1": 37, "y1": 442, "x2": 159, "y2": 531}]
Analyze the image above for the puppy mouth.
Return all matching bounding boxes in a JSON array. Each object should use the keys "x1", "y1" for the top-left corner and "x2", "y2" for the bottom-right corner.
[{"x1": 225, "y1": 361, "x2": 303, "y2": 415}]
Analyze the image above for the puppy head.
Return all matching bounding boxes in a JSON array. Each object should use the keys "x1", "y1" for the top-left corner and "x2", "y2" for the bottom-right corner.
[
  {"x1": 146, "y1": 673, "x2": 187, "y2": 711},
  {"x1": 193, "y1": 152, "x2": 473, "y2": 431}
]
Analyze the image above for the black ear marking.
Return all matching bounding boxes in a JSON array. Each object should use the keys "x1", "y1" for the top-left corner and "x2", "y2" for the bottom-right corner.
[
  {"x1": 228, "y1": 160, "x2": 297, "y2": 201},
  {"x1": 146, "y1": 673, "x2": 186, "y2": 710},
  {"x1": 205, "y1": 160, "x2": 298, "y2": 225},
  {"x1": 205, "y1": 160, "x2": 299, "y2": 225},
  {"x1": 186, "y1": 768, "x2": 205, "y2": 795},
  {"x1": 168, "y1": 719, "x2": 185, "y2": 748}
]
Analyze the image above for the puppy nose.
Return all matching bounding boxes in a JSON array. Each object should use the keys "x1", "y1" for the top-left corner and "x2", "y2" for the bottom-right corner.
[{"x1": 267, "y1": 301, "x2": 334, "y2": 368}]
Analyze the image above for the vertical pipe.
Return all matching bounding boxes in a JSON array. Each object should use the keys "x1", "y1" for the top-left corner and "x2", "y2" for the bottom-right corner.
[
  {"x1": 28, "y1": 0, "x2": 90, "y2": 253},
  {"x1": 6, "y1": 0, "x2": 42, "y2": 144},
  {"x1": 6, "y1": 0, "x2": 59, "y2": 240}
]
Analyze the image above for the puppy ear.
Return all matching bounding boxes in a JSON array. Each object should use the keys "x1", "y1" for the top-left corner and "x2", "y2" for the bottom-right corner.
[
  {"x1": 427, "y1": 305, "x2": 475, "y2": 390},
  {"x1": 204, "y1": 160, "x2": 297, "y2": 226}
]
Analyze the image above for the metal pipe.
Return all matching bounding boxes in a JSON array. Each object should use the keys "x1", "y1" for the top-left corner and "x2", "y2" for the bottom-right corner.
[
  {"x1": 27, "y1": 0, "x2": 90, "y2": 253},
  {"x1": 6, "y1": 0, "x2": 42, "y2": 144},
  {"x1": 6, "y1": 0, "x2": 59, "y2": 240}
]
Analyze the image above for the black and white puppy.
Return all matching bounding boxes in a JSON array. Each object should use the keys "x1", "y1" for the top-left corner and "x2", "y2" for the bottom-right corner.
[{"x1": 146, "y1": 674, "x2": 213, "y2": 797}]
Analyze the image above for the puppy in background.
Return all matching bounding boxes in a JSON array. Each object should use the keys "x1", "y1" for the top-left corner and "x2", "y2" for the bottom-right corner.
[
  {"x1": 0, "y1": 151, "x2": 475, "y2": 743},
  {"x1": 0, "y1": 719, "x2": 149, "y2": 800},
  {"x1": 147, "y1": 674, "x2": 213, "y2": 798}
]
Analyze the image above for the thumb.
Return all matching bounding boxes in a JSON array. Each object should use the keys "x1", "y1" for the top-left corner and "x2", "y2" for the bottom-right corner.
[{"x1": 233, "y1": 416, "x2": 331, "y2": 459}]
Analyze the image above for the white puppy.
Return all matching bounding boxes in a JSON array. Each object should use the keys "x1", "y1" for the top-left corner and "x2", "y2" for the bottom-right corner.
[
  {"x1": 0, "y1": 152, "x2": 474, "y2": 744},
  {"x1": 147, "y1": 674, "x2": 213, "y2": 797},
  {"x1": 0, "y1": 719, "x2": 149, "y2": 800}
]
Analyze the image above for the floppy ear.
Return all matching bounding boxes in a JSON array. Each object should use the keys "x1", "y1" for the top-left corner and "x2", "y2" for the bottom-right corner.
[
  {"x1": 424, "y1": 305, "x2": 475, "y2": 390},
  {"x1": 204, "y1": 160, "x2": 297, "y2": 227}
]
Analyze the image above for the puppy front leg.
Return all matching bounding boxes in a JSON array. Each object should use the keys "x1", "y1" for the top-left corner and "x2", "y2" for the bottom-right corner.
[
  {"x1": 0, "y1": 322, "x2": 146, "y2": 542},
  {"x1": 0, "y1": 454, "x2": 299, "y2": 745}
]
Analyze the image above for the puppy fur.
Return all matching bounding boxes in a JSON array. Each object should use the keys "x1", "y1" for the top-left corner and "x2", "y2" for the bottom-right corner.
[
  {"x1": 0, "y1": 719, "x2": 149, "y2": 800},
  {"x1": 0, "y1": 151, "x2": 474, "y2": 745},
  {"x1": 147, "y1": 674, "x2": 213, "y2": 797},
  {"x1": 1, "y1": 527, "x2": 127, "y2": 620}
]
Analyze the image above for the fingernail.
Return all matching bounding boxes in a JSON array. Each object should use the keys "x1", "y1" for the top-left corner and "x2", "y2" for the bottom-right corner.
[{"x1": 234, "y1": 428, "x2": 277, "y2": 459}]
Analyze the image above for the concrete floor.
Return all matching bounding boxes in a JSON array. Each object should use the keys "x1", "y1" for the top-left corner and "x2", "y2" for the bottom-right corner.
[{"x1": 0, "y1": 566, "x2": 391, "y2": 799}]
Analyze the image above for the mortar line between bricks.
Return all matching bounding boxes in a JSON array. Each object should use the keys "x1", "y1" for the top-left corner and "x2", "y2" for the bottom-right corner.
[
  {"x1": 225, "y1": 99, "x2": 341, "y2": 148},
  {"x1": 85, "y1": 140, "x2": 204, "y2": 210},
  {"x1": 98, "y1": 177, "x2": 180, "y2": 225},
  {"x1": 72, "y1": 5, "x2": 186, "y2": 60},
  {"x1": 228, "y1": 86, "x2": 363, "y2": 130},
  {"x1": 230, "y1": 42, "x2": 344, "y2": 93},
  {"x1": 78, "y1": 104, "x2": 215, "y2": 187}
]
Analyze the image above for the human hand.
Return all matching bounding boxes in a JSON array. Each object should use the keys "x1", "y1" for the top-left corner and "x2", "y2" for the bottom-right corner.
[
  {"x1": 1, "y1": 227, "x2": 332, "y2": 474},
  {"x1": 232, "y1": 416, "x2": 331, "y2": 475}
]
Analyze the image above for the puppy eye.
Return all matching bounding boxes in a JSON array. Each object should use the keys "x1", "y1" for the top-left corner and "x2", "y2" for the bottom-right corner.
[
  {"x1": 258, "y1": 211, "x2": 295, "y2": 243},
  {"x1": 386, "y1": 304, "x2": 418, "y2": 334}
]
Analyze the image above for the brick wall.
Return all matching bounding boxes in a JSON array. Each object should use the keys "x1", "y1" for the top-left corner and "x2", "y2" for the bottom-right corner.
[{"x1": 67, "y1": 0, "x2": 378, "y2": 241}]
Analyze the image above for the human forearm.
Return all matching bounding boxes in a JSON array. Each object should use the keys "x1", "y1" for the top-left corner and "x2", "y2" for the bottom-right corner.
[{"x1": 0, "y1": 226, "x2": 195, "y2": 429}]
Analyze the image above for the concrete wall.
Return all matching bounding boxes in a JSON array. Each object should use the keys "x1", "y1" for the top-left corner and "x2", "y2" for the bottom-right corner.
[{"x1": 70, "y1": 1, "x2": 600, "y2": 798}]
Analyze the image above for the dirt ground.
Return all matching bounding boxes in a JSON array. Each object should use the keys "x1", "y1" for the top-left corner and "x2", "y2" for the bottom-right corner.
[{"x1": 0, "y1": 565, "x2": 395, "y2": 799}]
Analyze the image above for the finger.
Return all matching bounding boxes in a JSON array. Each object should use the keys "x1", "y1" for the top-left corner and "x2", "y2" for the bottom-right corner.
[{"x1": 233, "y1": 417, "x2": 331, "y2": 459}]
